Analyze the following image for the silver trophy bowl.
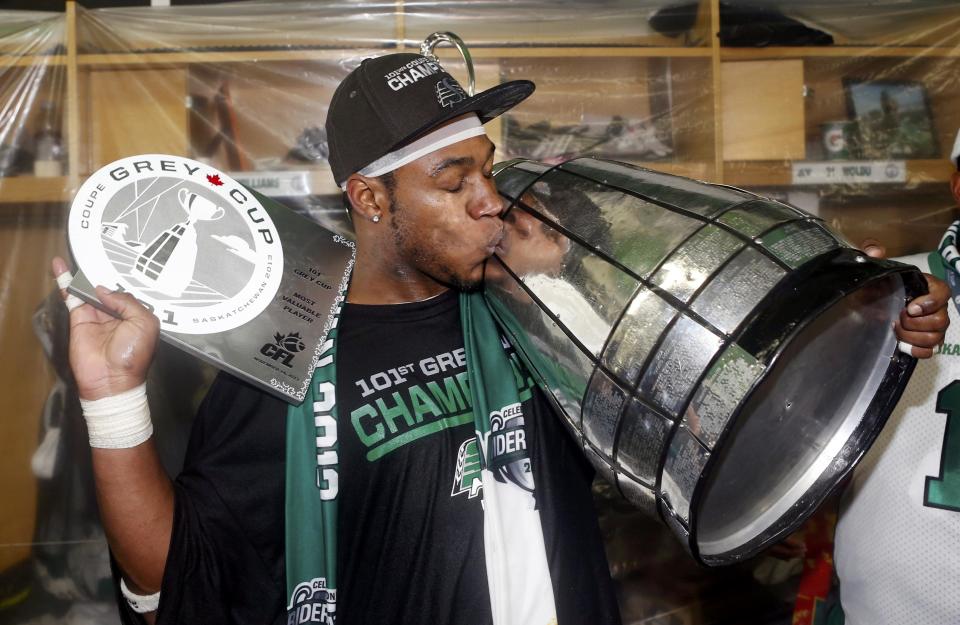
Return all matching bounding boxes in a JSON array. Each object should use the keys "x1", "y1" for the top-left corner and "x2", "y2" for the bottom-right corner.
[{"x1": 486, "y1": 156, "x2": 923, "y2": 565}]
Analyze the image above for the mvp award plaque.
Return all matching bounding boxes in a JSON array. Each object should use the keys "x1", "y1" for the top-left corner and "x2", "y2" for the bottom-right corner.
[{"x1": 67, "y1": 154, "x2": 354, "y2": 404}]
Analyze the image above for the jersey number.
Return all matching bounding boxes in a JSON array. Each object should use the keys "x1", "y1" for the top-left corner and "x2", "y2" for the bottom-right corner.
[{"x1": 924, "y1": 381, "x2": 960, "y2": 512}]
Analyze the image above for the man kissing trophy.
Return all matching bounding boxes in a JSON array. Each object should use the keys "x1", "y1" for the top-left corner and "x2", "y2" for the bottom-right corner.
[{"x1": 54, "y1": 31, "x2": 948, "y2": 625}]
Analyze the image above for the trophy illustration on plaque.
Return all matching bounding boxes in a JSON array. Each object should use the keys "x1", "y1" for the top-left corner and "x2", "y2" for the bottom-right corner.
[
  {"x1": 132, "y1": 188, "x2": 226, "y2": 297},
  {"x1": 97, "y1": 181, "x2": 255, "y2": 307}
]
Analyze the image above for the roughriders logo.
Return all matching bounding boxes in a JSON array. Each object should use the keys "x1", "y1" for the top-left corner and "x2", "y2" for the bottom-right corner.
[
  {"x1": 68, "y1": 154, "x2": 283, "y2": 335},
  {"x1": 287, "y1": 577, "x2": 336, "y2": 625},
  {"x1": 435, "y1": 77, "x2": 467, "y2": 108},
  {"x1": 486, "y1": 402, "x2": 534, "y2": 492},
  {"x1": 451, "y1": 438, "x2": 483, "y2": 498}
]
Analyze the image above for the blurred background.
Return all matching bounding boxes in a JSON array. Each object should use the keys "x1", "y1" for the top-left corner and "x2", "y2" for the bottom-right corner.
[{"x1": 0, "y1": 1, "x2": 958, "y2": 623}]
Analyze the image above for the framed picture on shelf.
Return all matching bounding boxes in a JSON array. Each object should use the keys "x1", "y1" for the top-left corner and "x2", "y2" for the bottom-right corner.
[
  {"x1": 502, "y1": 113, "x2": 674, "y2": 164},
  {"x1": 844, "y1": 78, "x2": 940, "y2": 159},
  {"x1": 502, "y1": 59, "x2": 675, "y2": 164}
]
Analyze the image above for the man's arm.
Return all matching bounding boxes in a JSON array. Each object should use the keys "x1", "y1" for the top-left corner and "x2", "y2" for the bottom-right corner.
[
  {"x1": 93, "y1": 444, "x2": 173, "y2": 594},
  {"x1": 52, "y1": 257, "x2": 171, "y2": 615}
]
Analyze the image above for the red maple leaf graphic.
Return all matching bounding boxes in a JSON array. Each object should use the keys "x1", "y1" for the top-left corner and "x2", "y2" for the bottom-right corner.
[{"x1": 207, "y1": 174, "x2": 224, "y2": 186}]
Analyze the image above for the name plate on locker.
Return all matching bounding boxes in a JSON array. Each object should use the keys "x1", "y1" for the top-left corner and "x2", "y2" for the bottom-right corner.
[
  {"x1": 230, "y1": 169, "x2": 332, "y2": 197},
  {"x1": 66, "y1": 154, "x2": 354, "y2": 404},
  {"x1": 791, "y1": 160, "x2": 906, "y2": 185}
]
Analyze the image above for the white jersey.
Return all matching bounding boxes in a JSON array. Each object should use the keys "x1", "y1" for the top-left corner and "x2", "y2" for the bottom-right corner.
[{"x1": 835, "y1": 252, "x2": 960, "y2": 625}]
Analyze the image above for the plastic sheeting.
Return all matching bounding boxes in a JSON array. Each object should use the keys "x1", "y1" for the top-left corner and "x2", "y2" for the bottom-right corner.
[{"x1": 0, "y1": 1, "x2": 958, "y2": 623}]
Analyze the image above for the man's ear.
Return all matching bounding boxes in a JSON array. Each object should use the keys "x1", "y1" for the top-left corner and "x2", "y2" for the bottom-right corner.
[
  {"x1": 345, "y1": 176, "x2": 389, "y2": 223},
  {"x1": 951, "y1": 171, "x2": 960, "y2": 205}
]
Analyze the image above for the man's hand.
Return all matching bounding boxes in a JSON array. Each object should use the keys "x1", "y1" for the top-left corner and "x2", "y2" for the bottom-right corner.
[
  {"x1": 51, "y1": 256, "x2": 160, "y2": 400},
  {"x1": 895, "y1": 275, "x2": 949, "y2": 358},
  {"x1": 861, "y1": 240, "x2": 949, "y2": 359}
]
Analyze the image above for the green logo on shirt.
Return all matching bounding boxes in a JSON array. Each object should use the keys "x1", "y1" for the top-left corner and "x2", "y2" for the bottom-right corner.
[{"x1": 452, "y1": 438, "x2": 483, "y2": 498}]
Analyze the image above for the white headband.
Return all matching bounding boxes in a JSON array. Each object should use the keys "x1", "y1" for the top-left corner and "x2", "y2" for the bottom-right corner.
[{"x1": 341, "y1": 114, "x2": 486, "y2": 190}]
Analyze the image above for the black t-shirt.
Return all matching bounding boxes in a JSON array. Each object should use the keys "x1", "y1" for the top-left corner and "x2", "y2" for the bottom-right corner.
[{"x1": 140, "y1": 290, "x2": 620, "y2": 625}]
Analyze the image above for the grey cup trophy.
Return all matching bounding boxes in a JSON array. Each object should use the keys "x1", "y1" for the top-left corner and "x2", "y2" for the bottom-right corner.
[{"x1": 486, "y1": 157, "x2": 923, "y2": 565}]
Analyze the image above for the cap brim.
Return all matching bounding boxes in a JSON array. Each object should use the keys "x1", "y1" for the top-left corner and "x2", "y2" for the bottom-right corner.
[{"x1": 390, "y1": 79, "x2": 535, "y2": 153}]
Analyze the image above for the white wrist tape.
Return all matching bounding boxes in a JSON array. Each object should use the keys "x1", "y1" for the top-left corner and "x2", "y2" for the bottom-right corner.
[
  {"x1": 79, "y1": 383, "x2": 153, "y2": 449},
  {"x1": 120, "y1": 577, "x2": 160, "y2": 613}
]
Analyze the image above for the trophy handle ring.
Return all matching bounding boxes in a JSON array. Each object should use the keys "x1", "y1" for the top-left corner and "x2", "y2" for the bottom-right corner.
[
  {"x1": 177, "y1": 187, "x2": 194, "y2": 216},
  {"x1": 420, "y1": 31, "x2": 475, "y2": 97}
]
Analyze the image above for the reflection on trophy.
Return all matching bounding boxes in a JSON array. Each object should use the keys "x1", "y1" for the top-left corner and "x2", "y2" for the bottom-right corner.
[
  {"x1": 133, "y1": 188, "x2": 225, "y2": 297},
  {"x1": 487, "y1": 156, "x2": 924, "y2": 565}
]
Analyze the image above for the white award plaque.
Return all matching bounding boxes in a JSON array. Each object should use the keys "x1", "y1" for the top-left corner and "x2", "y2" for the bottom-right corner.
[{"x1": 67, "y1": 154, "x2": 354, "y2": 404}]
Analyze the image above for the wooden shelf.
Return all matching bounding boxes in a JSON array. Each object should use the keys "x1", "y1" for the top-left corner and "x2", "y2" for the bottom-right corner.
[
  {"x1": 0, "y1": 169, "x2": 340, "y2": 203},
  {"x1": 428, "y1": 46, "x2": 713, "y2": 59},
  {"x1": 630, "y1": 161, "x2": 715, "y2": 181},
  {"x1": 2, "y1": 0, "x2": 953, "y2": 206},
  {"x1": 0, "y1": 176, "x2": 70, "y2": 203},
  {"x1": 78, "y1": 48, "x2": 384, "y2": 67},
  {"x1": 0, "y1": 55, "x2": 66, "y2": 68},
  {"x1": 78, "y1": 45, "x2": 713, "y2": 68},
  {"x1": 721, "y1": 46, "x2": 960, "y2": 60},
  {"x1": 229, "y1": 167, "x2": 339, "y2": 197},
  {"x1": 723, "y1": 161, "x2": 791, "y2": 186},
  {"x1": 723, "y1": 159, "x2": 954, "y2": 187},
  {"x1": 905, "y1": 159, "x2": 957, "y2": 184}
]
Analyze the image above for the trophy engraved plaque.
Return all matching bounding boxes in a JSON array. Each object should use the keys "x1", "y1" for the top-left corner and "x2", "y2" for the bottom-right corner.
[
  {"x1": 487, "y1": 156, "x2": 925, "y2": 564},
  {"x1": 67, "y1": 154, "x2": 354, "y2": 404}
]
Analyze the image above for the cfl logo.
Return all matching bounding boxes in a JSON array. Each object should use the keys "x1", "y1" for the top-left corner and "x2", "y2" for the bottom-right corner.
[{"x1": 261, "y1": 331, "x2": 305, "y2": 368}]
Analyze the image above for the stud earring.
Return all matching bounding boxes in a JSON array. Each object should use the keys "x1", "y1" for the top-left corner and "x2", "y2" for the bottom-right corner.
[{"x1": 372, "y1": 214, "x2": 381, "y2": 223}]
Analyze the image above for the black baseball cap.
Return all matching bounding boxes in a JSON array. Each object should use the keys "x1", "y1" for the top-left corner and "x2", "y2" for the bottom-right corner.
[{"x1": 325, "y1": 53, "x2": 535, "y2": 186}]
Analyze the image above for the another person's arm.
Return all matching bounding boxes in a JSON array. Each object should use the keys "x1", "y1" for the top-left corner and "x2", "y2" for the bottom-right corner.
[{"x1": 861, "y1": 239, "x2": 950, "y2": 358}]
